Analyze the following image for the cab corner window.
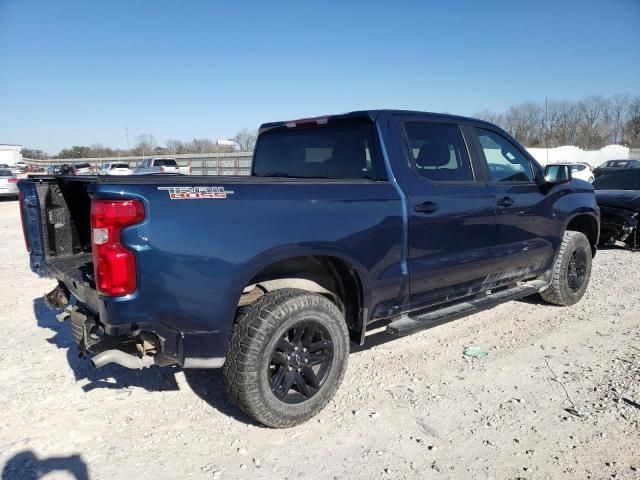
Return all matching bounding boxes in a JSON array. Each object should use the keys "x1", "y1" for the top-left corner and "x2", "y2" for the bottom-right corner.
[
  {"x1": 403, "y1": 122, "x2": 473, "y2": 182},
  {"x1": 476, "y1": 129, "x2": 535, "y2": 183}
]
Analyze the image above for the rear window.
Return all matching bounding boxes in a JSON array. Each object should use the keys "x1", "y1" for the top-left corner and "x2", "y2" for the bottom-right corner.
[
  {"x1": 593, "y1": 171, "x2": 640, "y2": 190},
  {"x1": 73, "y1": 163, "x2": 90, "y2": 169},
  {"x1": 111, "y1": 163, "x2": 129, "y2": 169},
  {"x1": 154, "y1": 159, "x2": 177, "y2": 167},
  {"x1": 0, "y1": 169, "x2": 13, "y2": 176},
  {"x1": 252, "y1": 122, "x2": 385, "y2": 179}
]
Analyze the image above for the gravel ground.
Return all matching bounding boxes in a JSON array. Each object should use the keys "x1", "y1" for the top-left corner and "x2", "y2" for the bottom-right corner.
[{"x1": 0, "y1": 198, "x2": 639, "y2": 480}]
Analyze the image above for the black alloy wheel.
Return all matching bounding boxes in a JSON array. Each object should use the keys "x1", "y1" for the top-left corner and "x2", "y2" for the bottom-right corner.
[{"x1": 269, "y1": 321, "x2": 334, "y2": 404}]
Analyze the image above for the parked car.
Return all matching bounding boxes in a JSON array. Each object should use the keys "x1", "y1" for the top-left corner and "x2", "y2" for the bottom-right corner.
[
  {"x1": 100, "y1": 162, "x2": 132, "y2": 176},
  {"x1": 0, "y1": 168, "x2": 19, "y2": 199},
  {"x1": 14, "y1": 161, "x2": 28, "y2": 173},
  {"x1": 70, "y1": 162, "x2": 93, "y2": 175},
  {"x1": 593, "y1": 159, "x2": 640, "y2": 178},
  {"x1": 134, "y1": 157, "x2": 190, "y2": 175},
  {"x1": 18, "y1": 110, "x2": 599, "y2": 428},
  {"x1": 593, "y1": 169, "x2": 640, "y2": 249}
]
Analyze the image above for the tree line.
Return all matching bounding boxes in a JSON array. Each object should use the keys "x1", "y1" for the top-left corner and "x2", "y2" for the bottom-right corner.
[
  {"x1": 475, "y1": 94, "x2": 640, "y2": 149},
  {"x1": 20, "y1": 95, "x2": 640, "y2": 159},
  {"x1": 21, "y1": 128, "x2": 258, "y2": 159}
]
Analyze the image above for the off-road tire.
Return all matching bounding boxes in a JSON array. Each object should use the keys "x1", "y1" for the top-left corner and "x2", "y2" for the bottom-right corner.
[
  {"x1": 223, "y1": 288, "x2": 349, "y2": 428},
  {"x1": 540, "y1": 231, "x2": 592, "y2": 306}
]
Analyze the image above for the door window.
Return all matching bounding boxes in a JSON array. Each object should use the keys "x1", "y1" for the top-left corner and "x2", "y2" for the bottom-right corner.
[
  {"x1": 476, "y1": 129, "x2": 535, "y2": 182},
  {"x1": 403, "y1": 122, "x2": 474, "y2": 182}
]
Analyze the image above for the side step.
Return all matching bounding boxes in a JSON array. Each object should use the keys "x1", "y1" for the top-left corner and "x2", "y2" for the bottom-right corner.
[{"x1": 387, "y1": 280, "x2": 548, "y2": 336}]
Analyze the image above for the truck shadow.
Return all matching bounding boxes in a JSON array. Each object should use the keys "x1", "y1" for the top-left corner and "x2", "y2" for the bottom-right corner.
[
  {"x1": 1, "y1": 450, "x2": 89, "y2": 480},
  {"x1": 32, "y1": 297, "x2": 258, "y2": 425},
  {"x1": 183, "y1": 370, "x2": 261, "y2": 426}
]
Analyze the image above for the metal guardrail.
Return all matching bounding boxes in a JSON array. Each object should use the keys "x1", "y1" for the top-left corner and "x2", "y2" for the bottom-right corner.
[{"x1": 22, "y1": 152, "x2": 253, "y2": 176}]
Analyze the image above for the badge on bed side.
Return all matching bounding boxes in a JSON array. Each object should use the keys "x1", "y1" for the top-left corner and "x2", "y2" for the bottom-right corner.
[{"x1": 157, "y1": 186, "x2": 235, "y2": 199}]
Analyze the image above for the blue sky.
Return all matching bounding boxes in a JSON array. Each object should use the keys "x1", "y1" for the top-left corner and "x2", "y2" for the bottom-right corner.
[{"x1": 1, "y1": 0, "x2": 639, "y2": 153}]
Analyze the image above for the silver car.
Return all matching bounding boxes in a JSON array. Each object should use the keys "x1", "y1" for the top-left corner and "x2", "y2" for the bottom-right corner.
[{"x1": 0, "y1": 168, "x2": 18, "y2": 199}]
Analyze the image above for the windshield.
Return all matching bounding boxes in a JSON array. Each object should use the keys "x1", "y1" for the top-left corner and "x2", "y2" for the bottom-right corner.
[
  {"x1": 252, "y1": 122, "x2": 386, "y2": 180},
  {"x1": 154, "y1": 159, "x2": 177, "y2": 167},
  {"x1": 593, "y1": 171, "x2": 640, "y2": 190}
]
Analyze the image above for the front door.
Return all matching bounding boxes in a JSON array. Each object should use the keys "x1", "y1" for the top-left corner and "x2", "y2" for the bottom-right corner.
[
  {"x1": 391, "y1": 117, "x2": 496, "y2": 308},
  {"x1": 470, "y1": 127, "x2": 559, "y2": 286}
]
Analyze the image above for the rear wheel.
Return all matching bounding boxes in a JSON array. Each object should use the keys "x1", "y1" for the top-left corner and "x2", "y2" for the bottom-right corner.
[
  {"x1": 223, "y1": 288, "x2": 349, "y2": 428},
  {"x1": 541, "y1": 231, "x2": 592, "y2": 306}
]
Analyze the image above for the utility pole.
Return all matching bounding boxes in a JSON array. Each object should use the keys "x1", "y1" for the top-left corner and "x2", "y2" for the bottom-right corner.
[{"x1": 125, "y1": 127, "x2": 130, "y2": 151}]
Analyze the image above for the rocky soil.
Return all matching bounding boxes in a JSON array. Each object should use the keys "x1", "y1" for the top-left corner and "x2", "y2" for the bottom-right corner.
[{"x1": 0, "y1": 199, "x2": 638, "y2": 480}]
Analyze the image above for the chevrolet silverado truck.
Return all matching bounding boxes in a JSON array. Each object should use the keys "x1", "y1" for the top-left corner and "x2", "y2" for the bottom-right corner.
[{"x1": 18, "y1": 110, "x2": 599, "y2": 428}]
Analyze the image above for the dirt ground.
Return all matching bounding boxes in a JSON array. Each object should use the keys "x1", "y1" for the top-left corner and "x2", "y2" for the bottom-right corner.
[{"x1": 0, "y1": 198, "x2": 638, "y2": 480}]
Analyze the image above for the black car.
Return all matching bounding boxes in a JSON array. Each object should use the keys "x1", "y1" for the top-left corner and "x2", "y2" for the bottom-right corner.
[
  {"x1": 593, "y1": 159, "x2": 640, "y2": 179},
  {"x1": 593, "y1": 169, "x2": 640, "y2": 249}
]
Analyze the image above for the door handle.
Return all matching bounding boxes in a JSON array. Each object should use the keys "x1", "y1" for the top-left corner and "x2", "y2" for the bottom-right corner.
[
  {"x1": 415, "y1": 201, "x2": 439, "y2": 213},
  {"x1": 497, "y1": 196, "x2": 514, "y2": 207}
]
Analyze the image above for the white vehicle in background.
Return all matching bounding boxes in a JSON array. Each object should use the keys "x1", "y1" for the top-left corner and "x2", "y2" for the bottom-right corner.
[
  {"x1": 70, "y1": 162, "x2": 93, "y2": 175},
  {"x1": 547, "y1": 162, "x2": 594, "y2": 183},
  {"x1": 100, "y1": 162, "x2": 132, "y2": 176},
  {"x1": 134, "y1": 158, "x2": 191, "y2": 175},
  {"x1": 0, "y1": 168, "x2": 19, "y2": 199}
]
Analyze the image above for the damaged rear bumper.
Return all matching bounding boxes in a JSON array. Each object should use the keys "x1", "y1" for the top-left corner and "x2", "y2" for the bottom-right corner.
[{"x1": 44, "y1": 283, "x2": 226, "y2": 369}]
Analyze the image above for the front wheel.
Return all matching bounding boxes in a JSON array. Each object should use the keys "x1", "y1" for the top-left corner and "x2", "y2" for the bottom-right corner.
[
  {"x1": 223, "y1": 288, "x2": 349, "y2": 428},
  {"x1": 540, "y1": 231, "x2": 592, "y2": 306}
]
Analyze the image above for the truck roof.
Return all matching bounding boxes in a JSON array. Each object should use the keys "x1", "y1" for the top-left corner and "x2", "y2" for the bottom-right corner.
[{"x1": 259, "y1": 109, "x2": 497, "y2": 133}]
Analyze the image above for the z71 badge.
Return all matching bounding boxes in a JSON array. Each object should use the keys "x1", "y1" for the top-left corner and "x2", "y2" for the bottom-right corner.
[{"x1": 157, "y1": 186, "x2": 235, "y2": 200}]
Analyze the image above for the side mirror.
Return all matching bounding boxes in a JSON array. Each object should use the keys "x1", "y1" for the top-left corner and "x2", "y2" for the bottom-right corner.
[{"x1": 544, "y1": 164, "x2": 571, "y2": 184}]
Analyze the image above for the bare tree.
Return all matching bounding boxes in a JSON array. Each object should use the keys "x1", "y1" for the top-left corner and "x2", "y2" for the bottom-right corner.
[
  {"x1": 234, "y1": 128, "x2": 258, "y2": 152},
  {"x1": 577, "y1": 96, "x2": 607, "y2": 148},
  {"x1": 133, "y1": 134, "x2": 157, "y2": 156}
]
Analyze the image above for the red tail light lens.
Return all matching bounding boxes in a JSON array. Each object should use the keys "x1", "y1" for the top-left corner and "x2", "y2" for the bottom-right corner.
[
  {"x1": 91, "y1": 199, "x2": 144, "y2": 296},
  {"x1": 160, "y1": 166, "x2": 165, "y2": 173},
  {"x1": 8, "y1": 178, "x2": 18, "y2": 183}
]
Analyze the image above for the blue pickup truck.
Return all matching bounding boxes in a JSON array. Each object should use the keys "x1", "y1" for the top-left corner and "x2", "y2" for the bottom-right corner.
[{"x1": 19, "y1": 110, "x2": 599, "y2": 427}]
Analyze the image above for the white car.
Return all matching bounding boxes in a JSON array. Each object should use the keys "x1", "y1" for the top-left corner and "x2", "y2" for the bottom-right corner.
[
  {"x1": 0, "y1": 168, "x2": 19, "y2": 199},
  {"x1": 548, "y1": 162, "x2": 594, "y2": 183},
  {"x1": 100, "y1": 162, "x2": 132, "y2": 176}
]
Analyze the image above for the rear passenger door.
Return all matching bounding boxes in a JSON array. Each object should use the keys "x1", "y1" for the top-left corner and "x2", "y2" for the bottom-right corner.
[
  {"x1": 391, "y1": 117, "x2": 496, "y2": 308},
  {"x1": 470, "y1": 127, "x2": 558, "y2": 285}
]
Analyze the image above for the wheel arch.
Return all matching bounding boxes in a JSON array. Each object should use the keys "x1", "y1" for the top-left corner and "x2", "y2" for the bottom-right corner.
[
  {"x1": 565, "y1": 212, "x2": 599, "y2": 256},
  {"x1": 235, "y1": 249, "x2": 369, "y2": 344}
]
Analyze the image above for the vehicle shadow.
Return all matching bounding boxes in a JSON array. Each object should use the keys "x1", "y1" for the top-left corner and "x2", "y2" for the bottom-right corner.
[
  {"x1": 183, "y1": 369, "x2": 261, "y2": 426},
  {"x1": 32, "y1": 297, "x2": 258, "y2": 425},
  {"x1": 32, "y1": 297, "x2": 180, "y2": 393},
  {"x1": 1, "y1": 450, "x2": 89, "y2": 480}
]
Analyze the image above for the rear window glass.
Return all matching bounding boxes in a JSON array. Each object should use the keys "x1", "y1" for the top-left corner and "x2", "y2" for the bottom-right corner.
[
  {"x1": 593, "y1": 171, "x2": 640, "y2": 190},
  {"x1": 154, "y1": 159, "x2": 177, "y2": 167},
  {"x1": 73, "y1": 163, "x2": 90, "y2": 168},
  {"x1": 403, "y1": 122, "x2": 473, "y2": 182},
  {"x1": 111, "y1": 163, "x2": 129, "y2": 169},
  {"x1": 252, "y1": 122, "x2": 385, "y2": 179},
  {"x1": 0, "y1": 169, "x2": 13, "y2": 176}
]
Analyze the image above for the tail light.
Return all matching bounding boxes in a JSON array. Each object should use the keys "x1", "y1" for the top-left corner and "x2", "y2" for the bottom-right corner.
[
  {"x1": 8, "y1": 178, "x2": 18, "y2": 183},
  {"x1": 160, "y1": 166, "x2": 165, "y2": 173},
  {"x1": 91, "y1": 199, "x2": 145, "y2": 296},
  {"x1": 18, "y1": 191, "x2": 31, "y2": 253}
]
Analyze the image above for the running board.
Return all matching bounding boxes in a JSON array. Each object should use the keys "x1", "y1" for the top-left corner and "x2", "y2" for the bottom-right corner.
[{"x1": 387, "y1": 280, "x2": 548, "y2": 336}]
